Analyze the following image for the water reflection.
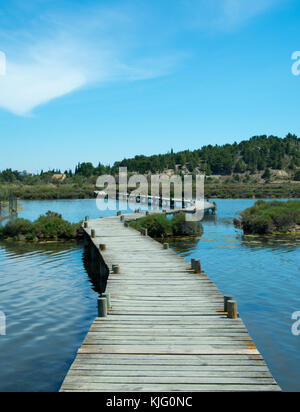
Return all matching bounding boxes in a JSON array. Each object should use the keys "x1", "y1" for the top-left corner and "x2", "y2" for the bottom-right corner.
[
  {"x1": 0, "y1": 240, "x2": 97, "y2": 392},
  {"x1": 0, "y1": 198, "x2": 299, "y2": 392},
  {"x1": 241, "y1": 234, "x2": 300, "y2": 251},
  {"x1": 82, "y1": 242, "x2": 109, "y2": 294}
]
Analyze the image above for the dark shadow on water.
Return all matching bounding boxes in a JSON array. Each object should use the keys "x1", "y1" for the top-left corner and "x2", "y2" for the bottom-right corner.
[{"x1": 82, "y1": 243, "x2": 109, "y2": 294}]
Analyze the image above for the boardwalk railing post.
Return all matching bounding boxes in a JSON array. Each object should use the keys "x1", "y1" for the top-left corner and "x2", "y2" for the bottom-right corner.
[
  {"x1": 224, "y1": 295, "x2": 233, "y2": 312},
  {"x1": 227, "y1": 300, "x2": 238, "y2": 319},
  {"x1": 140, "y1": 228, "x2": 148, "y2": 236},
  {"x1": 117, "y1": 211, "x2": 122, "y2": 217},
  {"x1": 112, "y1": 264, "x2": 120, "y2": 274},
  {"x1": 98, "y1": 297, "x2": 108, "y2": 318},
  {"x1": 191, "y1": 258, "x2": 196, "y2": 270},
  {"x1": 85, "y1": 216, "x2": 89, "y2": 222},
  {"x1": 99, "y1": 244, "x2": 106, "y2": 252},
  {"x1": 91, "y1": 229, "x2": 96, "y2": 239},
  {"x1": 102, "y1": 293, "x2": 111, "y2": 311},
  {"x1": 120, "y1": 216, "x2": 125, "y2": 222},
  {"x1": 195, "y1": 260, "x2": 201, "y2": 274},
  {"x1": 163, "y1": 243, "x2": 169, "y2": 250},
  {"x1": 84, "y1": 222, "x2": 88, "y2": 229}
]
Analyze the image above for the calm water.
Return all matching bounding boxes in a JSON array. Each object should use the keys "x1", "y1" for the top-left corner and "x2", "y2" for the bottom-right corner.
[{"x1": 0, "y1": 199, "x2": 299, "y2": 392}]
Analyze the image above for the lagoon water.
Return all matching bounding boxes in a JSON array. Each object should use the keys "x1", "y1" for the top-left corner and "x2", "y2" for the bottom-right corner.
[{"x1": 0, "y1": 199, "x2": 299, "y2": 391}]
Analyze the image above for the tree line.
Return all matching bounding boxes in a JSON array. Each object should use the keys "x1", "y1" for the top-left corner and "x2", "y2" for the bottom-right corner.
[{"x1": 1, "y1": 134, "x2": 300, "y2": 184}]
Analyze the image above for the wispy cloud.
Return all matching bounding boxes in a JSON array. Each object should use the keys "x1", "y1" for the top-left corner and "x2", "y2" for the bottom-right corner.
[
  {"x1": 0, "y1": 3, "x2": 178, "y2": 116},
  {"x1": 183, "y1": 0, "x2": 284, "y2": 31},
  {"x1": 0, "y1": 0, "x2": 285, "y2": 116}
]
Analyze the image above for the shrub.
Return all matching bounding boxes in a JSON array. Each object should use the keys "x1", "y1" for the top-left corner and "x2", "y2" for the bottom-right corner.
[
  {"x1": 171, "y1": 212, "x2": 203, "y2": 236},
  {"x1": 129, "y1": 212, "x2": 203, "y2": 238},
  {"x1": 294, "y1": 170, "x2": 300, "y2": 181},
  {"x1": 236, "y1": 200, "x2": 300, "y2": 234},
  {"x1": 0, "y1": 211, "x2": 80, "y2": 240},
  {"x1": 0, "y1": 218, "x2": 35, "y2": 239}
]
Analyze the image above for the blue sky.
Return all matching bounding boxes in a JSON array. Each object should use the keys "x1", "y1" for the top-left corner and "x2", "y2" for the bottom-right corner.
[{"x1": 0, "y1": 0, "x2": 300, "y2": 172}]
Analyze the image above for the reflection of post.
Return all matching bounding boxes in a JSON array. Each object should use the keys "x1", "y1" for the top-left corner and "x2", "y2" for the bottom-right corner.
[{"x1": 0, "y1": 311, "x2": 6, "y2": 336}]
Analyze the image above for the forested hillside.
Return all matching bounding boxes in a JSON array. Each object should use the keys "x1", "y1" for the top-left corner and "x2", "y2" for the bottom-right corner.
[
  {"x1": 112, "y1": 134, "x2": 300, "y2": 176},
  {"x1": 1, "y1": 134, "x2": 300, "y2": 186}
]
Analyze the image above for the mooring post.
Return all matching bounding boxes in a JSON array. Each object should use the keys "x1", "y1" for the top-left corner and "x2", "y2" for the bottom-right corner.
[
  {"x1": 227, "y1": 300, "x2": 238, "y2": 319},
  {"x1": 163, "y1": 243, "x2": 169, "y2": 250},
  {"x1": 102, "y1": 293, "x2": 111, "y2": 310},
  {"x1": 91, "y1": 229, "x2": 96, "y2": 238},
  {"x1": 117, "y1": 211, "x2": 122, "y2": 216},
  {"x1": 98, "y1": 297, "x2": 108, "y2": 318},
  {"x1": 99, "y1": 244, "x2": 106, "y2": 252},
  {"x1": 112, "y1": 264, "x2": 120, "y2": 274},
  {"x1": 224, "y1": 295, "x2": 233, "y2": 312},
  {"x1": 191, "y1": 258, "x2": 196, "y2": 270},
  {"x1": 124, "y1": 222, "x2": 129, "y2": 228},
  {"x1": 84, "y1": 221, "x2": 88, "y2": 229},
  {"x1": 141, "y1": 228, "x2": 148, "y2": 236},
  {"x1": 120, "y1": 216, "x2": 125, "y2": 222},
  {"x1": 85, "y1": 216, "x2": 89, "y2": 222},
  {"x1": 195, "y1": 260, "x2": 202, "y2": 274}
]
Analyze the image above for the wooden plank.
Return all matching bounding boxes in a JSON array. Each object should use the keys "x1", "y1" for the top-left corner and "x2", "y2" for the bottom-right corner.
[{"x1": 60, "y1": 384, "x2": 281, "y2": 392}]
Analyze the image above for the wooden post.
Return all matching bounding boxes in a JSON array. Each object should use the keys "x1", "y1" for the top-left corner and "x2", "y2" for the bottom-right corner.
[
  {"x1": 102, "y1": 293, "x2": 111, "y2": 310},
  {"x1": 98, "y1": 297, "x2": 108, "y2": 318},
  {"x1": 141, "y1": 228, "x2": 148, "y2": 236},
  {"x1": 99, "y1": 244, "x2": 106, "y2": 252},
  {"x1": 227, "y1": 300, "x2": 238, "y2": 319},
  {"x1": 146, "y1": 211, "x2": 149, "y2": 216},
  {"x1": 224, "y1": 295, "x2": 233, "y2": 312},
  {"x1": 91, "y1": 229, "x2": 96, "y2": 238},
  {"x1": 124, "y1": 222, "x2": 129, "y2": 228},
  {"x1": 112, "y1": 264, "x2": 120, "y2": 274},
  {"x1": 191, "y1": 258, "x2": 196, "y2": 270},
  {"x1": 163, "y1": 243, "x2": 169, "y2": 250},
  {"x1": 195, "y1": 260, "x2": 201, "y2": 274},
  {"x1": 84, "y1": 222, "x2": 88, "y2": 229},
  {"x1": 117, "y1": 211, "x2": 122, "y2": 216},
  {"x1": 85, "y1": 216, "x2": 89, "y2": 222},
  {"x1": 120, "y1": 216, "x2": 125, "y2": 222}
]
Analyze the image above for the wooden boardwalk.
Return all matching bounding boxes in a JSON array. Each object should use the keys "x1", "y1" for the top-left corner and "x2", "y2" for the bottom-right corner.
[{"x1": 60, "y1": 213, "x2": 281, "y2": 392}]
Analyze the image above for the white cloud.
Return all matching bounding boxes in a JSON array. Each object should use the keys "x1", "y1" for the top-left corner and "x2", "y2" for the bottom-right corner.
[
  {"x1": 218, "y1": 0, "x2": 281, "y2": 28},
  {"x1": 0, "y1": 5, "x2": 178, "y2": 116},
  {"x1": 0, "y1": 0, "x2": 285, "y2": 116},
  {"x1": 183, "y1": 0, "x2": 283, "y2": 31}
]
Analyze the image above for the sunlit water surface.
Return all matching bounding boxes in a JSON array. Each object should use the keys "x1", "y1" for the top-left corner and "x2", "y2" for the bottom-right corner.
[{"x1": 0, "y1": 199, "x2": 299, "y2": 391}]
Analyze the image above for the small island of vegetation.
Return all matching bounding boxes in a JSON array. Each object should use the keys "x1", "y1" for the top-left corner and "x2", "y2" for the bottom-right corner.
[
  {"x1": 0, "y1": 211, "x2": 81, "y2": 241},
  {"x1": 234, "y1": 200, "x2": 300, "y2": 235},
  {"x1": 129, "y1": 212, "x2": 203, "y2": 239}
]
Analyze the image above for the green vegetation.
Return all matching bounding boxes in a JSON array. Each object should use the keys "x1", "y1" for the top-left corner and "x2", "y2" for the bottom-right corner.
[
  {"x1": 1, "y1": 134, "x2": 300, "y2": 200},
  {"x1": 0, "y1": 211, "x2": 81, "y2": 241},
  {"x1": 295, "y1": 170, "x2": 300, "y2": 181},
  {"x1": 129, "y1": 212, "x2": 203, "y2": 238},
  {"x1": 234, "y1": 200, "x2": 300, "y2": 235},
  {"x1": 114, "y1": 134, "x2": 300, "y2": 175}
]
